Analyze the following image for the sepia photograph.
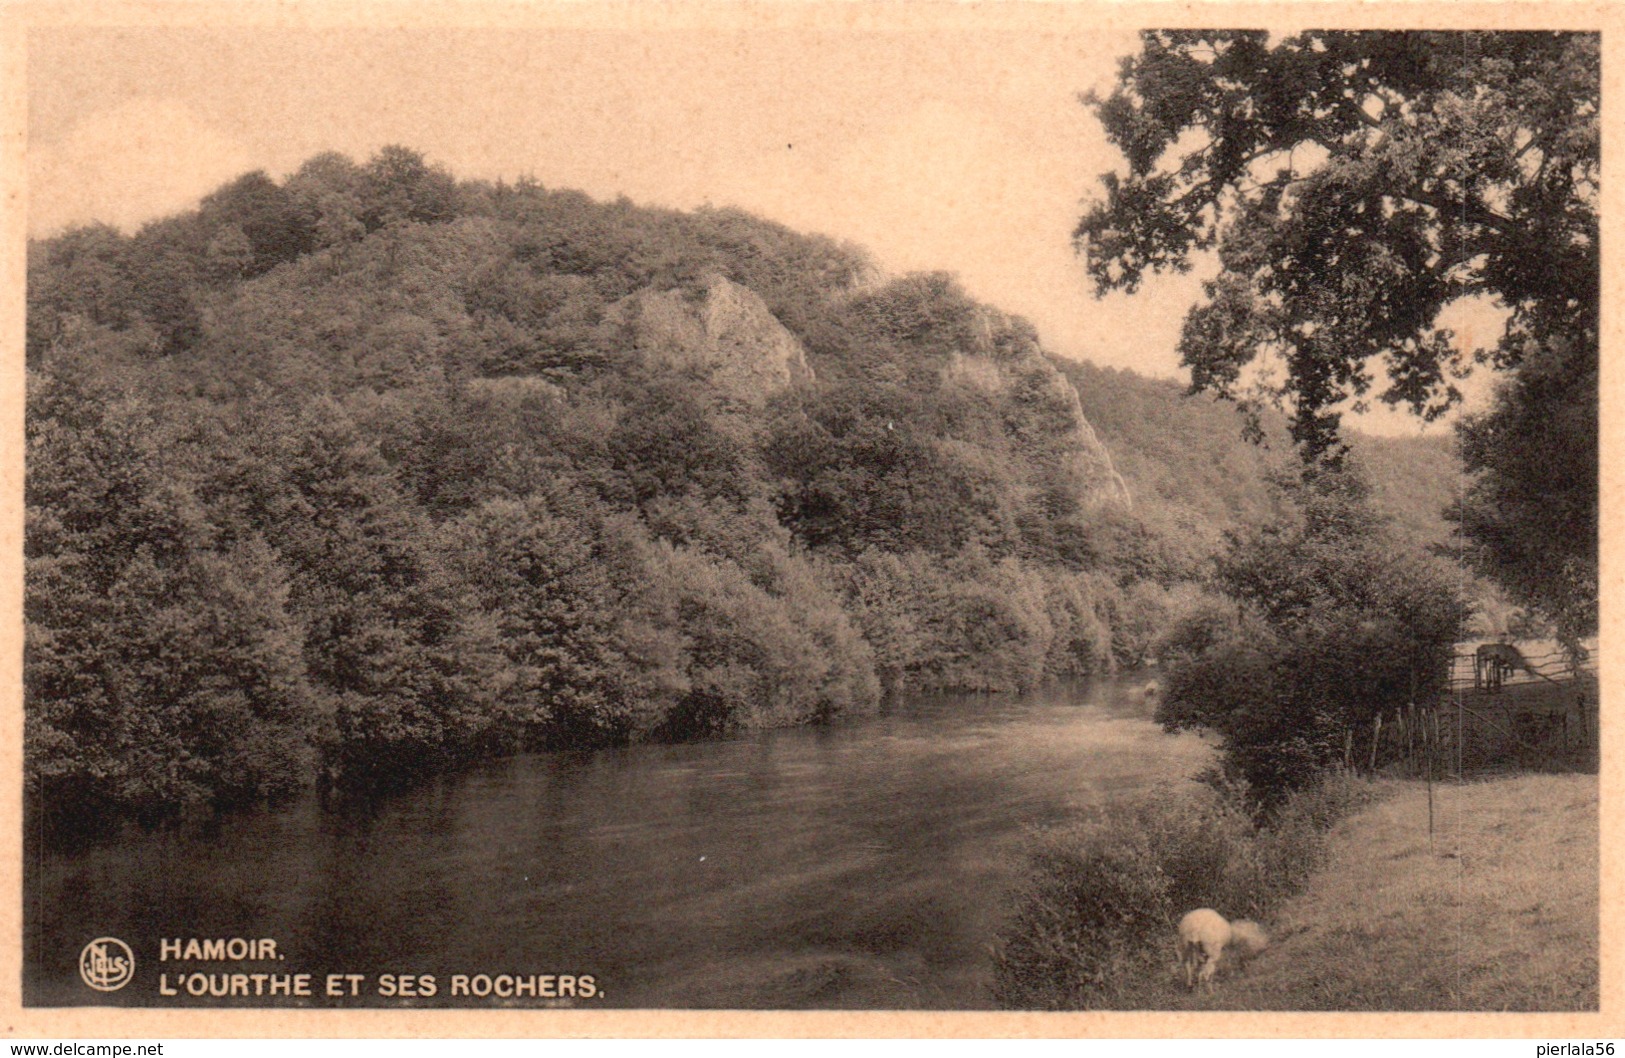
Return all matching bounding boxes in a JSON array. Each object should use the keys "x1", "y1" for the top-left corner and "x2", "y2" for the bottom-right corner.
[{"x1": 5, "y1": 1, "x2": 1613, "y2": 1036}]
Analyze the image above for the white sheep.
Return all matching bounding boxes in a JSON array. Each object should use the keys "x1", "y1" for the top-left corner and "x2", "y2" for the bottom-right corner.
[{"x1": 1176, "y1": 908, "x2": 1269, "y2": 991}]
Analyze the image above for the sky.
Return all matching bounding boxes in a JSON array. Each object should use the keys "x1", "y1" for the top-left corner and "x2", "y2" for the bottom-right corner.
[{"x1": 25, "y1": 14, "x2": 1488, "y2": 435}]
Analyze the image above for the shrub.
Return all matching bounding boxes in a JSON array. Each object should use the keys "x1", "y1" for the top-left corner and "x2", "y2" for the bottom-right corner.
[
  {"x1": 1158, "y1": 466, "x2": 1467, "y2": 804},
  {"x1": 993, "y1": 823, "x2": 1171, "y2": 1010},
  {"x1": 992, "y1": 774, "x2": 1376, "y2": 1009}
]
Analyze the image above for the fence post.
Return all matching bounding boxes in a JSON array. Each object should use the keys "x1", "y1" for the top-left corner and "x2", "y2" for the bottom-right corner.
[
  {"x1": 1456, "y1": 694, "x2": 1465, "y2": 778},
  {"x1": 1426, "y1": 740, "x2": 1436, "y2": 853}
]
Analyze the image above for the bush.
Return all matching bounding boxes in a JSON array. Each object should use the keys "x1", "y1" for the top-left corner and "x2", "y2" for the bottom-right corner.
[
  {"x1": 1157, "y1": 467, "x2": 1467, "y2": 803},
  {"x1": 991, "y1": 774, "x2": 1376, "y2": 1009},
  {"x1": 992, "y1": 823, "x2": 1173, "y2": 1010}
]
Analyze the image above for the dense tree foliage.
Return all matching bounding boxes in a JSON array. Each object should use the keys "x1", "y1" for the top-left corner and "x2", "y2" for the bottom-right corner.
[
  {"x1": 1078, "y1": 31, "x2": 1597, "y2": 634},
  {"x1": 25, "y1": 147, "x2": 1467, "y2": 833},
  {"x1": 26, "y1": 365, "x2": 314, "y2": 821},
  {"x1": 1450, "y1": 334, "x2": 1598, "y2": 644},
  {"x1": 1156, "y1": 467, "x2": 1468, "y2": 801}
]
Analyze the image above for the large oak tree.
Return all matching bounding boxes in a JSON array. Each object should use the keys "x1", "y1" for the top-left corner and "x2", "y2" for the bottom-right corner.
[{"x1": 1078, "y1": 30, "x2": 1598, "y2": 635}]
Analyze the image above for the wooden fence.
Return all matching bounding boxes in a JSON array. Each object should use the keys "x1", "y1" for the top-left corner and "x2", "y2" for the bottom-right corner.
[{"x1": 1345, "y1": 643, "x2": 1598, "y2": 779}]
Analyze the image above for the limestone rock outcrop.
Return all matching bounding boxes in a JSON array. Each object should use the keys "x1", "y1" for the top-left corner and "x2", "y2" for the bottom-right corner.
[
  {"x1": 614, "y1": 275, "x2": 813, "y2": 405},
  {"x1": 945, "y1": 307, "x2": 1132, "y2": 510}
]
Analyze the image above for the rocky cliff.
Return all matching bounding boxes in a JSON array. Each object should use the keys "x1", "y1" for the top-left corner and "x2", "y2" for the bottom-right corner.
[{"x1": 944, "y1": 306, "x2": 1133, "y2": 510}]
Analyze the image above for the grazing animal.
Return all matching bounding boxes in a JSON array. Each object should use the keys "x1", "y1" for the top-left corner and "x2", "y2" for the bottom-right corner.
[
  {"x1": 1176, "y1": 909, "x2": 1269, "y2": 991},
  {"x1": 1475, "y1": 642, "x2": 1531, "y2": 692}
]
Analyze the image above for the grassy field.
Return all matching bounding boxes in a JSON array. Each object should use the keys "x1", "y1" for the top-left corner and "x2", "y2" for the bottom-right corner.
[{"x1": 1141, "y1": 773, "x2": 1599, "y2": 1011}]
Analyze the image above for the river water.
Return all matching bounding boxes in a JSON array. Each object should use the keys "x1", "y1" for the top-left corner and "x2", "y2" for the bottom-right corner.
[{"x1": 26, "y1": 675, "x2": 1212, "y2": 1009}]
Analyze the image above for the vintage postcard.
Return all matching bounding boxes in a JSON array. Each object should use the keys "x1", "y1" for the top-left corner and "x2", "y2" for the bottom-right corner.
[{"x1": 2, "y1": 0, "x2": 1619, "y2": 1040}]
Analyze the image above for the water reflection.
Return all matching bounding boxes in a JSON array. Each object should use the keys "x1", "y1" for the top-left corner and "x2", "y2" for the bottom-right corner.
[{"x1": 27, "y1": 676, "x2": 1210, "y2": 1009}]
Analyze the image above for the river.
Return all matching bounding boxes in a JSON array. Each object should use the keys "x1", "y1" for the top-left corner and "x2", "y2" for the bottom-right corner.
[{"x1": 26, "y1": 674, "x2": 1212, "y2": 1009}]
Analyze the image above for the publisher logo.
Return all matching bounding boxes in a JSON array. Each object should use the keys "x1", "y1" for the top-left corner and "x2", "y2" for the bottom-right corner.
[{"x1": 79, "y1": 937, "x2": 135, "y2": 992}]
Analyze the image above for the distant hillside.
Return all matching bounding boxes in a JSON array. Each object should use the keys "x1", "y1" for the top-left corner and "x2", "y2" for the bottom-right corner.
[
  {"x1": 1058, "y1": 359, "x2": 1465, "y2": 554},
  {"x1": 1349, "y1": 432, "x2": 1462, "y2": 554},
  {"x1": 1059, "y1": 360, "x2": 1286, "y2": 551}
]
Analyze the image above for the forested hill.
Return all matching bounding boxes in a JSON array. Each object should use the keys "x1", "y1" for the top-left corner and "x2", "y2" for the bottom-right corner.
[
  {"x1": 25, "y1": 147, "x2": 1465, "y2": 828},
  {"x1": 1058, "y1": 360, "x2": 1464, "y2": 558}
]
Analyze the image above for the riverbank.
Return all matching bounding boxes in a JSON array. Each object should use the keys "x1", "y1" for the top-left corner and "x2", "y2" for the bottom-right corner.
[{"x1": 1154, "y1": 772, "x2": 1599, "y2": 1011}]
